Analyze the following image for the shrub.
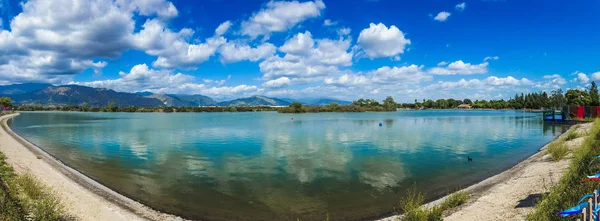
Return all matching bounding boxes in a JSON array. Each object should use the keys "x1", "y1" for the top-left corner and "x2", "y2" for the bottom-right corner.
[{"x1": 547, "y1": 141, "x2": 569, "y2": 161}]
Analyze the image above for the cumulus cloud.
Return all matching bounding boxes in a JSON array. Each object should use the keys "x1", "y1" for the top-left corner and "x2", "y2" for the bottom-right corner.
[
  {"x1": 434, "y1": 11, "x2": 451, "y2": 21},
  {"x1": 241, "y1": 0, "x2": 326, "y2": 39},
  {"x1": 262, "y1": 77, "x2": 291, "y2": 88},
  {"x1": 573, "y1": 72, "x2": 590, "y2": 84},
  {"x1": 0, "y1": 0, "x2": 197, "y2": 83},
  {"x1": 357, "y1": 23, "x2": 411, "y2": 59},
  {"x1": 324, "y1": 65, "x2": 431, "y2": 87},
  {"x1": 73, "y1": 64, "x2": 259, "y2": 98},
  {"x1": 259, "y1": 31, "x2": 353, "y2": 81},
  {"x1": 428, "y1": 76, "x2": 533, "y2": 90},
  {"x1": 218, "y1": 41, "x2": 276, "y2": 63},
  {"x1": 115, "y1": 0, "x2": 178, "y2": 19},
  {"x1": 132, "y1": 19, "x2": 226, "y2": 69},
  {"x1": 534, "y1": 74, "x2": 567, "y2": 89},
  {"x1": 428, "y1": 60, "x2": 489, "y2": 75},
  {"x1": 455, "y1": 2, "x2": 466, "y2": 11},
  {"x1": 73, "y1": 63, "x2": 193, "y2": 92},
  {"x1": 592, "y1": 72, "x2": 600, "y2": 81}
]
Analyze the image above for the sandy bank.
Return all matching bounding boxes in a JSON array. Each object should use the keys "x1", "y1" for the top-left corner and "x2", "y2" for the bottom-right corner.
[
  {"x1": 0, "y1": 113, "x2": 184, "y2": 221},
  {"x1": 379, "y1": 123, "x2": 591, "y2": 221}
]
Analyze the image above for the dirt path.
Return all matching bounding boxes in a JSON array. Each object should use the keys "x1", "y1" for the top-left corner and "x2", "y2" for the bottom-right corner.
[{"x1": 0, "y1": 113, "x2": 183, "y2": 221}]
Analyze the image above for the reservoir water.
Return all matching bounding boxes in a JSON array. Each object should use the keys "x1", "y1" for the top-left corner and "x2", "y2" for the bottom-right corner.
[{"x1": 9, "y1": 111, "x2": 567, "y2": 220}]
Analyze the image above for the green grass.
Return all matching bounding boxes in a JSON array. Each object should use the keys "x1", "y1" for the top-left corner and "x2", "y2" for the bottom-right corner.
[
  {"x1": 398, "y1": 187, "x2": 468, "y2": 221},
  {"x1": 546, "y1": 140, "x2": 569, "y2": 161},
  {"x1": 565, "y1": 129, "x2": 579, "y2": 141},
  {"x1": 0, "y1": 152, "x2": 67, "y2": 221},
  {"x1": 528, "y1": 119, "x2": 600, "y2": 221}
]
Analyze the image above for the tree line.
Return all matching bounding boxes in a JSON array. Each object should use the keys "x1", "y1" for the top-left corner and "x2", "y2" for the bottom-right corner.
[{"x1": 4, "y1": 81, "x2": 600, "y2": 113}]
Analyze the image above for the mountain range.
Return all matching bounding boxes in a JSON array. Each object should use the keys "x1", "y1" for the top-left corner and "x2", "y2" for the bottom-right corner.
[{"x1": 0, "y1": 83, "x2": 351, "y2": 107}]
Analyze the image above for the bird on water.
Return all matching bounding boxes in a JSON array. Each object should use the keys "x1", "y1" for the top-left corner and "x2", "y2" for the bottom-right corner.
[{"x1": 468, "y1": 156, "x2": 473, "y2": 162}]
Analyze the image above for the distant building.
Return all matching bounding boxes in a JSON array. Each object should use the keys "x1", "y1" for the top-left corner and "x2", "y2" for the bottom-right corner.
[{"x1": 457, "y1": 104, "x2": 472, "y2": 109}]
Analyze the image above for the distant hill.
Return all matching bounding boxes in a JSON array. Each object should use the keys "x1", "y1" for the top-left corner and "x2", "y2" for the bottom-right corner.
[
  {"x1": 0, "y1": 83, "x2": 53, "y2": 95},
  {"x1": 9, "y1": 85, "x2": 164, "y2": 107},
  {"x1": 308, "y1": 98, "x2": 352, "y2": 106},
  {"x1": 217, "y1": 95, "x2": 292, "y2": 106},
  {"x1": 169, "y1": 94, "x2": 217, "y2": 106},
  {"x1": 0, "y1": 83, "x2": 352, "y2": 108}
]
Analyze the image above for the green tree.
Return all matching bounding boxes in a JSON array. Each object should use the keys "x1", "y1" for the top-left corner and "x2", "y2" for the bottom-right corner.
[
  {"x1": 0, "y1": 97, "x2": 12, "y2": 108},
  {"x1": 462, "y1": 99, "x2": 472, "y2": 105},
  {"x1": 591, "y1": 81, "x2": 599, "y2": 106},
  {"x1": 106, "y1": 101, "x2": 117, "y2": 112},
  {"x1": 550, "y1": 89, "x2": 566, "y2": 109},
  {"x1": 382, "y1": 96, "x2": 397, "y2": 111},
  {"x1": 565, "y1": 89, "x2": 591, "y2": 106},
  {"x1": 290, "y1": 102, "x2": 304, "y2": 113},
  {"x1": 81, "y1": 102, "x2": 89, "y2": 112}
]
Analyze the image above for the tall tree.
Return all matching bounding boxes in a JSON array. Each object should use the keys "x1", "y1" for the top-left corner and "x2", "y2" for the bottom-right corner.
[
  {"x1": 591, "y1": 81, "x2": 599, "y2": 106},
  {"x1": 382, "y1": 96, "x2": 397, "y2": 111},
  {"x1": 0, "y1": 97, "x2": 11, "y2": 108}
]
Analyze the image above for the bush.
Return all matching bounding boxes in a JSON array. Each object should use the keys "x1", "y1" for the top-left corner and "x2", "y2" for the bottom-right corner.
[
  {"x1": 565, "y1": 129, "x2": 579, "y2": 141},
  {"x1": 547, "y1": 141, "x2": 569, "y2": 161},
  {"x1": 398, "y1": 187, "x2": 468, "y2": 221},
  {"x1": 440, "y1": 191, "x2": 468, "y2": 210}
]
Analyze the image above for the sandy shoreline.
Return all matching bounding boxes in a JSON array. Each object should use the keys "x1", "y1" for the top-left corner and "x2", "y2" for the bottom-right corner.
[
  {"x1": 379, "y1": 122, "x2": 589, "y2": 221},
  {"x1": 0, "y1": 113, "x2": 184, "y2": 221}
]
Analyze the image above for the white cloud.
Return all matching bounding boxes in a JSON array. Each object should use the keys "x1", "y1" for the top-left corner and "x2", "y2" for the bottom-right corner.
[
  {"x1": 115, "y1": 0, "x2": 178, "y2": 19},
  {"x1": 484, "y1": 56, "x2": 499, "y2": 61},
  {"x1": 573, "y1": 72, "x2": 590, "y2": 84},
  {"x1": 73, "y1": 63, "x2": 194, "y2": 92},
  {"x1": 592, "y1": 72, "x2": 600, "y2": 81},
  {"x1": 259, "y1": 31, "x2": 353, "y2": 81},
  {"x1": 323, "y1": 19, "x2": 337, "y2": 26},
  {"x1": 73, "y1": 64, "x2": 259, "y2": 98},
  {"x1": 337, "y1": 27, "x2": 351, "y2": 36},
  {"x1": 437, "y1": 61, "x2": 448, "y2": 66},
  {"x1": 357, "y1": 23, "x2": 411, "y2": 59},
  {"x1": 241, "y1": 0, "x2": 326, "y2": 39},
  {"x1": 324, "y1": 65, "x2": 430, "y2": 87},
  {"x1": 218, "y1": 41, "x2": 276, "y2": 63},
  {"x1": 434, "y1": 11, "x2": 451, "y2": 22},
  {"x1": 429, "y1": 76, "x2": 533, "y2": 90},
  {"x1": 455, "y1": 2, "x2": 466, "y2": 11},
  {"x1": 215, "y1": 20, "x2": 232, "y2": 36},
  {"x1": 279, "y1": 31, "x2": 315, "y2": 56},
  {"x1": 132, "y1": 19, "x2": 226, "y2": 69},
  {"x1": 263, "y1": 77, "x2": 291, "y2": 88},
  {"x1": 428, "y1": 60, "x2": 489, "y2": 75},
  {"x1": 534, "y1": 74, "x2": 567, "y2": 89},
  {"x1": 369, "y1": 65, "x2": 431, "y2": 85}
]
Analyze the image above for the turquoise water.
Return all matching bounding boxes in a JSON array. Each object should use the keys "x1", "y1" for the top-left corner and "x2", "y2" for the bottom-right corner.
[{"x1": 10, "y1": 111, "x2": 566, "y2": 220}]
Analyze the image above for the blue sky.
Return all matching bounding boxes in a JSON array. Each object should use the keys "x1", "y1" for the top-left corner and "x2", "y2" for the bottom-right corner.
[{"x1": 0, "y1": 0, "x2": 598, "y2": 102}]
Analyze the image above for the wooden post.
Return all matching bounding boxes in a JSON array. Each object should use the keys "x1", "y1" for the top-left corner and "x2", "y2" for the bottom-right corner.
[
  {"x1": 590, "y1": 198, "x2": 594, "y2": 221},
  {"x1": 583, "y1": 207, "x2": 587, "y2": 221}
]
